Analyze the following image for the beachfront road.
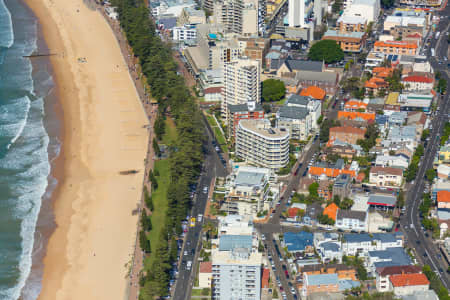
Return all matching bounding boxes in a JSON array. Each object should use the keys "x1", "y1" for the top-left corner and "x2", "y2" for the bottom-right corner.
[{"x1": 172, "y1": 116, "x2": 226, "y2": 300}]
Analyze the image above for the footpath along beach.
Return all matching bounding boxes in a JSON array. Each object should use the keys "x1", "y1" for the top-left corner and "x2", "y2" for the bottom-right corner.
[{"x1": 24, "y1": 0, "x2": 150, "y2": 299}]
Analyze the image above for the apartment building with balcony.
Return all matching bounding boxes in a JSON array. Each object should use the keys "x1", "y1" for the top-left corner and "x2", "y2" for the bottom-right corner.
[
  {"x1": 223, "y1": 166, "x2": 273, "y2": 217},
  {"x1": 227, "y1": 103, "x2": 265, "y2": 139},
  {"x1": 213, "y1": 0, "x2": 260, "y2": 36},
  {"x1": 222, "y1": 58, "x2": 261, "y2": 119},
  {"x1": 373, "y1": 41, "x2": 418, "y2": 56},
  {"x1": 235, "y1": 119, "x2": 290, "y2": 171},
  {"x1": 337, "y1": 15, "x2": 367, "y2": 32},
  {"x1": 211, "y1": 216, "x2": 262, "y2": 300},
  {"x1": 322, "y1": 30, "x2": 366, "y2": 53}
]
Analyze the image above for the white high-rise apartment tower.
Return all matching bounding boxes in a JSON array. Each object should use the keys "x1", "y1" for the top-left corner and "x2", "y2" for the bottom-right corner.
[
  {"x1": 288, "y1": 0, "x2": 305, "y2": 27},
  {"x1": 221, "y1": 58, "x2": 261, "y2": 119}
]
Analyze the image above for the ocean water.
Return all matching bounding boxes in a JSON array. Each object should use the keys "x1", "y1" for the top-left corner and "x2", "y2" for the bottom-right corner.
[{"x1": 0, "y1": 0, "x2": 59, "y2": 299}]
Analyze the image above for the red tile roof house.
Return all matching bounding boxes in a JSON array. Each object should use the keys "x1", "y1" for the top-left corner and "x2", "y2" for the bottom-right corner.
[
  {"x1": 262, "y1": 268, "x2": 270, "y2": 289},
  {"x1": 401, "y1": 74, "x2": 434, "y2": 92},
  {"x1": 389, "y1": 273, "x2": 429, "y2": 296},
  {"x1": 203, "y1": 87, "x2": 223, "y2": 102},
  {"x1": 369, "y1": 166, "x2": 403, "y2": 187},
  {"x1": 375, "y1": 265, "x2": 422, "y2": 292},
  {"x1": 199, "y1": 261, "x2": 212, "y2": 288}
]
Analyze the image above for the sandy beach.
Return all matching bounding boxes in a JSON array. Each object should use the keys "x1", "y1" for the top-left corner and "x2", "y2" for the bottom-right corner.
[{"x1": 24, "y1": 0, "x2": 149, "y2": 299}]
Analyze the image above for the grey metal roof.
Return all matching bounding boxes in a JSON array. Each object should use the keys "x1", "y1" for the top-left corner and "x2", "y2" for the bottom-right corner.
[
  {"x1": 370, "y1": 248, "x2": 411, "y2": 267},
  {"x1": 270, "y1": 59, "x2": 284, "y2": 70},
  {"x1": 284, "y1": 231, "x2": 314, "y2": 252},
  {"x1": 284, "y1": 59, "x2": 323, "y2": 72},
  {"x1": 228, "y1": 103, "x2": 263, "y2": 113},
  {"x1": 288, "y1": 94, "x2": 311, "y2": 106},
  {"x1": 295, "y1": 70, "x2": 338, "y2": 83},
  {"x1": 307, "y1": 274, "x2": 338, "y2": 286},
  {"x1": 278, "y1": 106, "x2": 308, "y2": 120},
  {"x1": 158, "y1": 17, "x2": 177, "y2": 29},
  {"x1": 368, "y1": 194, "x2": 397, "y2": 207},
  {"x1": 343, "y1": 233, "x2": 399, "y2": 243},
  {"x1": 320, "y1": 242, "x2": 340, "y2": 252},
  {"x1": 219, "y1": 235, "x2": 253, "y2": 251},
  {"x1": 337, "y1": 210, "x2": 366, "y2": 222},
  {"x1": 334, "y1": 174, "x2": 351, "y2": 187},
  {"x1": 235, "y1": 171, "x2": 265, "y2": 186}
]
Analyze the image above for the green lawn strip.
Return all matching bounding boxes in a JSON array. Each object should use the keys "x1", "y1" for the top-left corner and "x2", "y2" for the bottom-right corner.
[
  {"x1": 213, "y1": 127, "x2": 227, "y2": 152},
  {"x1": 145, "y1": 159, "x2": 170, "y2": 268},
  {"x1": 274, "y1": 98, "x2": 286, "y2": 106},
  {"x1": 162, "y1": 117, "x2": 178, "y2": 145}
]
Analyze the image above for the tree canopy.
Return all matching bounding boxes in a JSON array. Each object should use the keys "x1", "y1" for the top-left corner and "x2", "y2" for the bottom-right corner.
[
  {"x1": 262, "y1": 79, "x2": 286, "y2": 102},
  {"x1": 308, "y1": 40, "x2": 344, "y2": 64}
]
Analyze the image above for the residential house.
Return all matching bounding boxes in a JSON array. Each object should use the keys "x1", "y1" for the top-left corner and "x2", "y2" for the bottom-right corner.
[
  {"x1": 329, "y1": 126, "x2": 366, "y2": 145},
  {"x1": 389, "y1": 273, "x2": 429, "y2": 296},
  {"x1": 335, "y1": 210, "x2": 368, "y2": 232},
  {"x1": 323, "y1": 203, "x2": 339, "y2": 221},
  {"x1": 276, "y1": 95, "x2": 321, "y2": 140},
  {"x1": 435, "y1": 145, "x2": 450, "y2": 165},
  {"x1": 367, "y1": 247, "x2": 412, "y2": 275},
  {"x1": 437, "y1": 164, "x2": 450, "y2": 179},
  {"x1": 341, "y1": 233, "x2": 403, "y2": 256},
  {"x1": 344, "y1": 100, "x2": 368, "y2": 111},
  {"x1": 283, "y1": 231, "x2": 314, "y2": 253},
  {"x1": 301, "y1": 274, "x2": 340, "y2": 296},
  {"x1": 199, "y1": 262, "x2": 213, "y2": 288},
  {"x1": 375, "y1": 155, "x2": 409, "y2": 170},
  {"x1": 318, "y1": 180, "x2": 333, "y2": 201},
  {"x1": 365, "y1": 77, "x2": 389, "y2": 95},
  {"x1": 317, "y1": 242, "x2": 343, "y2": 263},
  {"x1": 401, "y1": 74, "x2": 434, "y2": 92},
  {"x1": 369, "y1": 166, "x2": 403, "y2": 187},
  {"x1": 337, "y1": 111, "x2": 376, "y2": 123},
  {"x1": 301, "y1": 264, "x2": 357, "y2": 280},
  {"x1": 309, "y1": 159, "x2": 358, "y2": 179},
  {"x1": 375, "y1": 265, "x2": 422, "y2": 292},
  {"x1": 437, "y1": 191, "x2": 450, "y2": 210},
  {"x1": 204, "y1": 87, "x2": 223, "y2": 102}
]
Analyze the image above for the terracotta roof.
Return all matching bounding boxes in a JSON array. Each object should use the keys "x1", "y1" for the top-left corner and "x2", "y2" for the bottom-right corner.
[
  {"x1": 402, "y1": 75, "x2": 434, "y2": 83},
  {"x1": 288, "y1": 207, "x2": 304, "y2": 218},
  {"x1": 330, "y1": 126, "x2": 366, "y2": 135},
  {"x1": 345, "y1": 100, "x2": 368, "y2": 109},
  {"x1": 200, "y1": 261, "x2": 212, "y2": 273},
  {"x1": 370, "y1": 166, "x2": 403, "y2": 176},
  {"x1": 389, "y1": 273, "x2": 429, "y2": 287},
  {"x1": 372, "y1": 67, "x2": 394, "y2": 78},
  {"x1": 374, "y1": 41, "x2": 418, "y2": 49},
  {"x1": 337, "y1": 111, "x2": 376, "y2": 121},
  {"x1": 377, "y1": 265, "x2": 422, "y2": 277},
  {"x1": 300, "y1": 86, "x2": 326, "y2": 100},
  {"x1": 365, "y1": 77, "x2": 388, "y2": 89},
  {"x1": 406, "y1": 33, "x2": 422, "y2": 38},
  {"x1": 204, "y1": 87, "x2": 223, "y2": 94},
  {"x1": 356, "y1": 172, "x2": 365, "y2": 182},
  {"x1": 309, "y1": 166, "x2": 356, "y2": 178},
  {"x1": 323, "y1": 203, "x2": 339, "y2": 221},
  {"x1": 262, "y1": 268, "x2": 270, "y2": 288},
  {"x1": 437, "y1": 190, "x2": 450, "y2": 203}
]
